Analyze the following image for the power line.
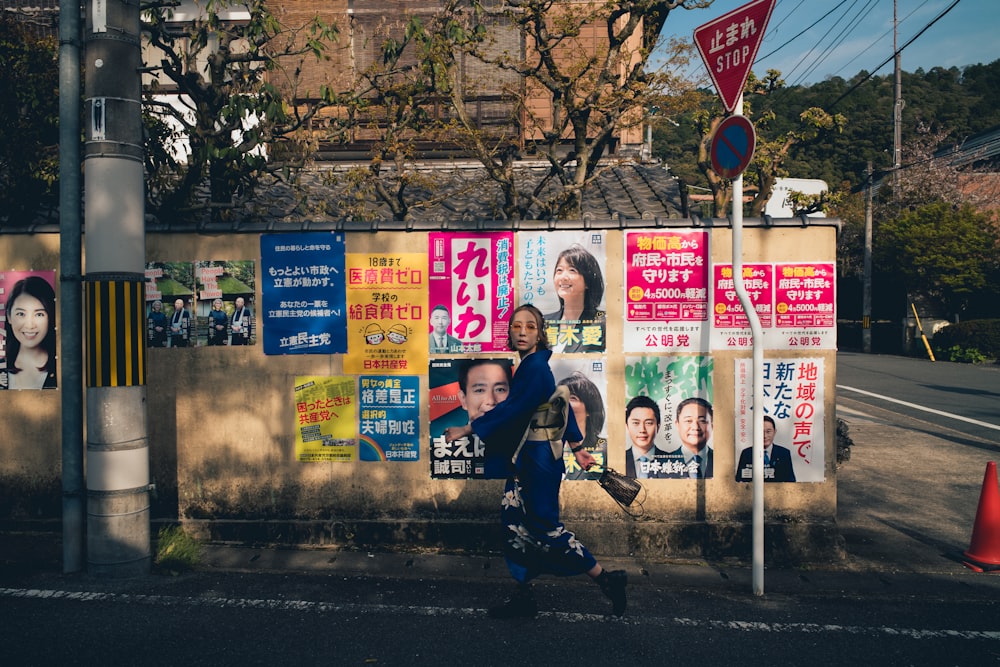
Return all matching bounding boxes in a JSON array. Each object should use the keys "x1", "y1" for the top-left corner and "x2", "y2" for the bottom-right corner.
[
  {"x1": 827, "y1": 0, "x2": 962, "y2": 110},
  {"x1": 827, "y1": 0, "x2": 933, "y2": 81},
  {"x1": 755, "y1": 2, "x2": 843, "y2": 63},
  {"x1": 789, "y1": 0, "x2": 880, "y2": 88},
  {"x1": 761, "y1": 0, "x2": 805, "y2": 40},
  {"x1": 781, "y1": 0, "x2": 863, "y2": 83}
]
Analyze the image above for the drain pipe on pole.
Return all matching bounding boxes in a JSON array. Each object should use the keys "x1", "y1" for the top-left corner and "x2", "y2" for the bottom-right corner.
[{"x1": 729, "y1": 92, "x2": 767, "y2": 596}]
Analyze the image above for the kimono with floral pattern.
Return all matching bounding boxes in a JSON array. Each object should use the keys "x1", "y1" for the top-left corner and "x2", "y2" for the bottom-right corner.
[{"x1": 473, "y1": 349, "x2": 598, "y2": 583}]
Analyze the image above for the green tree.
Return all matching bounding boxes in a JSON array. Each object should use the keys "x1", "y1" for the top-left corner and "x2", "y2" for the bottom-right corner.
[
  {"x1": 875, "y1": 201, "x2": 999, "y2": 319},
  {"x1": 426, "y1": 0, "x2": 710, "y2": 220},
  {"x1": 311, "y1": 10, "x2": 478, "y2": 222},
  {"x1": 0, "y1": 15, "x2": 60, "y2": 227},
  {"x1": 142, "y1": 0, "x2": 338, "y2": 218},
  {"x1": 663, "y1": 69, "x2": 843, "y2": 217}
]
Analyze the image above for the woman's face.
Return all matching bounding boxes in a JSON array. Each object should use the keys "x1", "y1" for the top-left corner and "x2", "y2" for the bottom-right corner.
[
  {"x1": 9, "y1": 293, "x2": 49, "y2": 350},
  {"x1": 568, "y1": 393, "x2": 588, "y2": 439},
  {"x1": 553, "y1": 258, "x2": 585, "y2": 306},
  {"x1": 509, "y1": 309, "x2": 541, "y2": 354}
]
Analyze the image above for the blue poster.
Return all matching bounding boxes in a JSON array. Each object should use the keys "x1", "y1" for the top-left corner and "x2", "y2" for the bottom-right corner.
[
  {"x1": 260, "y1": 232, "x2": 347, "y2": 355},
  {"x1": 358, "y1": 375, "x2": 420, "y2": 462}
]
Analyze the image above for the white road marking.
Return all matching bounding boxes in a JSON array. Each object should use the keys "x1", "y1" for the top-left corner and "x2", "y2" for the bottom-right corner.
[
  {"x1": 3, "y1": 587, "x2": 999, "y2": 640},
  {"x1": 837, "y1": 385, "x2": 1000, "y2": 432}
]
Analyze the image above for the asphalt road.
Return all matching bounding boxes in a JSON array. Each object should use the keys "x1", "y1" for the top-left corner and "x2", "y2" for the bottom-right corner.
[{"x1": 837, "y1": 351, "x2": 1000, "y2": 444}]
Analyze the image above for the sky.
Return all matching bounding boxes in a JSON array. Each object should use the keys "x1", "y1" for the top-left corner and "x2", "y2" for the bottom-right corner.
[{"x1": 661, "y1": 0, "x2": 1000, "y2": 88}]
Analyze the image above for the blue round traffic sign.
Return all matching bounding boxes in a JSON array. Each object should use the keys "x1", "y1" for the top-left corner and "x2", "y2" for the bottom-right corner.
[{"x1": 710, "y1": 115, "x2": 756, "y2": 179}]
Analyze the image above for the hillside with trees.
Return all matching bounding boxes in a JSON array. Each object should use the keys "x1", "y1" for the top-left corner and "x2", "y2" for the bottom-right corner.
[
  {"x1": 655, "y1": 60, "x2": 1000, "y2": 194},
  {"x1": 655, "y1": 59, "x2": 1000, "y2": 328}
]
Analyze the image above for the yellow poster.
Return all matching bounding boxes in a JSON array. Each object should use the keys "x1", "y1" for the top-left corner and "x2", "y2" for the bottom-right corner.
[
  {"x1": 294, "y1": 376, "x2": 357, "y2": 462},
  {"x1": 345, "y1": 253, "x2": 428, "y2": 375}
]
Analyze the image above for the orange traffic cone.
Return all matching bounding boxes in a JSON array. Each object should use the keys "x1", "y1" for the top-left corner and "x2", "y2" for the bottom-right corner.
[{"x1": 963, "y1": 461, "x2": 1000, "y2": 572}]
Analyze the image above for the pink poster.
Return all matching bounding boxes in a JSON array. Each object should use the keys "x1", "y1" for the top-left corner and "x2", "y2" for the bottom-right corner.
[
  {"x1": 624, "y1": 230, "x2": 709, "y2": 353},
  {"x1": 710, "y1": 263, "x2": 773, "y2": 350},
  {"x1": 774, "y1": 262, "x2": 836, "y2": 349},
  {"x1": 428, "y1": 233, "x2": 514, "y2": 354}
]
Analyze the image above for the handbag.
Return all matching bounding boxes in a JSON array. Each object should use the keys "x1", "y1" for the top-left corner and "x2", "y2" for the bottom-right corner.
[{"x1": 595, "y1": 467, "x2": 645, "y2": 517}]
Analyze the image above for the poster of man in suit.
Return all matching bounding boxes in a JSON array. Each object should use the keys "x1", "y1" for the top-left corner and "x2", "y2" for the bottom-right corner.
[{"x1": 734, "y1": 357, "x2": 826, "y2": 483}]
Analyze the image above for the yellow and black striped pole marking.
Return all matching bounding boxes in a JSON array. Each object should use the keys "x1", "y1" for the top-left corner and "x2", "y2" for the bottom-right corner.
[{"x1": 85, "y1": 273, "x2": 146, "y2": 387}]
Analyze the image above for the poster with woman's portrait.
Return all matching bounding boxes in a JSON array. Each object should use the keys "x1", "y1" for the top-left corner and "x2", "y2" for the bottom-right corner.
[
  {"x1": 550, "y1": 357, "x2": 608, "y2": 480},
  {"x1": 518, "y1": 231, "x2": 607, "y2": 353},
  {"x1": 0, "y1": 270, "x2": 58, "y2": 390}
]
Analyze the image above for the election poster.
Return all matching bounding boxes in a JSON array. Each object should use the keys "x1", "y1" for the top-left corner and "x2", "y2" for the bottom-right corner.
[
  {"x1": 773, "y1": 262, "x2": 837, "y2": 350},
  {"x1": 358, "y1": 375, "x2": 420, "y2": 462},
  {"x1": 550, "y1": 357, "x2": 609, "y2": 480},
  {"x1": 144, "y1": 262, "x2": 194, "y2": 349},
  {"x1": 294, "y1": 375, "x2": 357, "y2": 462},
  {"x1": 428, "y1": 357, "x2": 514, "y2": 479},
  {"x1": 260, "y1": 232, "x2": 347, "y2": 355},
  {"x1": 734, "y1": 357, "x2": 826, "y2": 483},
  {"x1": 624, "y1": 230, "x2": 710, "y2": 353},
  {"x1": 344, "y1": 253, "x2": 427, "y2": 374},
  {"x1": 519, "y1": 231, "x2": 607, "y2": 354},
  {"x1": 623, "y1": 355, "x2": 714, "y2": 479},
  {"x1": 194, "y1": 260, "x2": 256, "y2": 347},
  {"x1": 428, "y1": 232, "x2": 514, "y2": 354},
  {"x1": 710, "y1": 262, "x2": 774, "y2": 351},
  {"x1": 0, "y1": 270, "x2": 58, "y2": 390}
]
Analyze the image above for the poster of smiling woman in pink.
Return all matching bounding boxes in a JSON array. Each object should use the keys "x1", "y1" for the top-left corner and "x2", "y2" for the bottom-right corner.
[{"x1": 0, "y1": 270, "x2": 58, "y2": 390}]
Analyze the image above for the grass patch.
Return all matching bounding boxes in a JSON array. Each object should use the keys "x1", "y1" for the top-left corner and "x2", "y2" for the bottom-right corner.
[{"x1": 154, "y1": 525, "x2": 203, "y2": 574}]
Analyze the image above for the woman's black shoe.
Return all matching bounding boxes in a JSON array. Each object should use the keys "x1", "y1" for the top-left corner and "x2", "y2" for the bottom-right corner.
[{"x1": 596, "y1": 569, "x2": 627, "y2": 616}]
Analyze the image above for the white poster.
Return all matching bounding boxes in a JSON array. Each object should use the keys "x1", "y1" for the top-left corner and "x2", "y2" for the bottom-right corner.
[{"x1": 734, "y1": 357, "x2": 826, "y2": 483}]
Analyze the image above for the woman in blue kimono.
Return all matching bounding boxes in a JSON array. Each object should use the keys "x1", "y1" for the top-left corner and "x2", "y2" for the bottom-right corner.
[{"x1": 444, "y1": 304, "x2": 627, "y2": 618}]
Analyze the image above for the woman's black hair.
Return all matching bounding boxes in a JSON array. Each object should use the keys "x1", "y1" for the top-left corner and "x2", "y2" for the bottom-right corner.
[
  {"x1": 4, "y1": 275, "x2": 57, "y2": 375},
  {"x1": 557, "y1": 371, "x2": 605, "y2": 448}
]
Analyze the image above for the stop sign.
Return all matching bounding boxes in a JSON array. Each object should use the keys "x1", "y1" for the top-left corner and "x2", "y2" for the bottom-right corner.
[{"x1": 694, "y1": 0, "x2": 776, "y2": 112}]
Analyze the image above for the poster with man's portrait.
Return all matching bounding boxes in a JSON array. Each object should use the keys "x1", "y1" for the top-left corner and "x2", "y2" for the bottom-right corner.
[
  {"x1": 145, "y1": 262, "x2": 195, "y2": 349},
  {"x1": 195, "y1": 260, "x2": 257, "y2": 347},
  {"x1": 428, "y1": 357, "x2": 514, "y2": 479},
  {"x1": 623, "y1": 355, "x2": 714, "y2": 479},
  {"x1": 734, "y1": 357, "x2": 825, "y2": 483}
]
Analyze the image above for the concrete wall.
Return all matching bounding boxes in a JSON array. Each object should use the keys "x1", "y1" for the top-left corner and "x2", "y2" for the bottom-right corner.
[{"x1": 1, "y1": 225, "x2": 843, "y2": 563}]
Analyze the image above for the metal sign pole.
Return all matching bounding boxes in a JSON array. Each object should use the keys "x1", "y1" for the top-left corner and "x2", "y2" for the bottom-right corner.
[{"x1": 729, "y1": 92, "x2": 766, "y2": 596}]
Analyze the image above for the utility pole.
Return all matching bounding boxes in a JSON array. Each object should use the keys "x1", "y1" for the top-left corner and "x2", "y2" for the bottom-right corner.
[
  {"x1": 59, "y1": 0, "x2": 84, "y2": 574},
  {"x1": 84, "y1": 0, "x2": 151, "y2": 575},
  {"x1": 862, "y1": 162, "x2": 873, "y2": 354},
  {"x1": 893, "y1": 0, "x2": 904, "y2": 196}
]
